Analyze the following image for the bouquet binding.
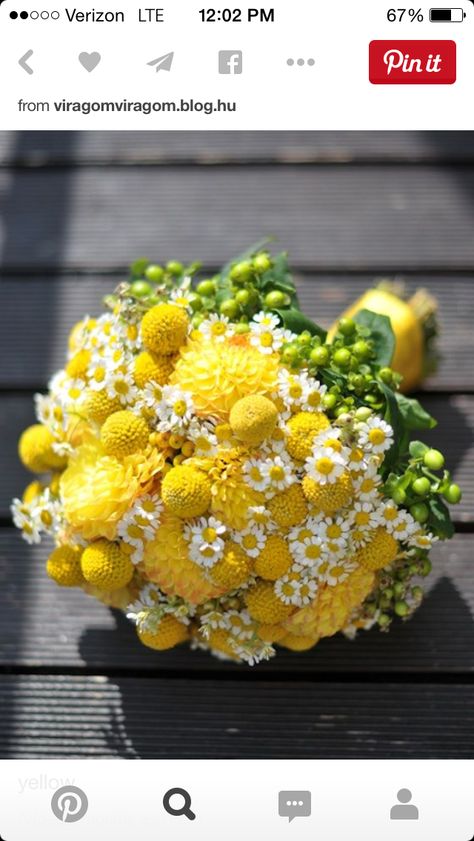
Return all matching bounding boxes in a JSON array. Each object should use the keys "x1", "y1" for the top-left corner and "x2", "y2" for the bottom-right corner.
[{"x1": 12, "y1": 247, "x2": 461, "y2": 665}]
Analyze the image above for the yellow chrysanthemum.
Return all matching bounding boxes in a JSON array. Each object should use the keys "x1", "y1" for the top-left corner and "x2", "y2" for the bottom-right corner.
[
  {"x1": 133, "y1": 351, "x2": 176, "y2": 389},
  {"x1": 60, "y1": 439, "x2": 164, "y2": 540},
  {"x1": 66, "y1": 349, "x2": 91, "y2": 380},
  {"x1": 254, "y1": 535, "x2": 292, "y2": 581},
  {"x1": 82, "y1": 390, "x2": 122, "y2": 425},
  {"x1": 206, "y1": 448, "x2": 264, "y2": 530},
  {"x1": 46, "y1": 545, "x2": 84, "y2": 587},
  {"x1": 82, "y1": 581, "x2": 136, "y2": 610},
  {"x1": 101, "y1": 411, "x2": 150, "y2": 458},
  {"x1": 245, "y1": 581, "x2": 295, "y2": 624},
  {"x1": 171, "y1": 335, "x2": 279, "y2": 420},
  {"x1": 257, "y1": 623, "x2": 287, "y2": 643},
  {"x1": 18, "y1": 424, "x2": 67, "y2": 474},
  {"x1": 138, "y1": 616, "x2": 189, "y2": 651},
  {"x1": 268, "y1": 484, "x2": 308, "y2": 529},
  {"x1": 286, "y1": 411, "x2": 330, "y2": 461},
  {"x1": 206, "y1": 628, "x2": 240, "y2": 660},
  {"x1": 353, "y1": 527, "x2": 399, "y2": 571},
  {"x1": 283, "y1": 566, "x2": 375, "y2": 640},
  {"x1": 81, "y1": 539, "x2": 134, "y2": 590},
  {"x1": 211, "y1": 541, "x2": 253, "y2": 590},
  {"x1": 161, "y1": 465, "x2": 212, "y2": 518},
  {"x1": 141, "y1": 303, "x2": 189, "y2": 355},
  {"x1": 229, "y1": 394, "x2": 278, "y2": 446},
  {"x1": 144, "y1": 513, "x2": 224, "y2": 604},
  {"x1": 302, "y1": 472, "x2": 353, "y2": 514}
]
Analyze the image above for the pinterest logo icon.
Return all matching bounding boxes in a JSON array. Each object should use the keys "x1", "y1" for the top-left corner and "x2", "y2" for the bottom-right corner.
[{"x1": 51, "y1": 786, "x2": 89, "y2": 823}]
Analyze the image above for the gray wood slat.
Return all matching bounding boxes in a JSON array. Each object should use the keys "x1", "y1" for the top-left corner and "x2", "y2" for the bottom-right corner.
[
  {"x1": 0, "y1": 530, "x2": 472, "y2": 673},
  {"x1": 0, "y1": 675, "x2": 472, "y2": 758},
  {"x1": 2, "y1": 166, "x2": 474, "y2": 270},
  {"x1": 1, "y1": 394, "x2": 472, "y2": 521},
  {"x1": 1, "y1": 131, "x2": 474, "y2": 165},
  {"x1": 0, "y1": 274, "x2": 471, "y2": 390}
]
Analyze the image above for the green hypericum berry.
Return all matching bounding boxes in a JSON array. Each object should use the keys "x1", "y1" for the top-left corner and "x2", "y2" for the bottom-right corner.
[
  {"x1": 392, "y1": 487, "x2": 406, "y2": 505},
  {"x1": 235, "y1": 289, "x2": 250, "y2": 306},
  {"x1": 394, "y1": 600, "x2": 409, "y2": 617},
  {"x1": 443, "y1": 483, "x2": 462, "y2": 504},
  {"x1": 423, "y1": 449, "x2": 445, "y2": 471},
  {"x1": 130, "y1": 280, "x2": 152, "y2": 298},
  {"x1": 230, "y1": 261, "x2": 253, "y2": 284},
  {"x1": 322, "y1": 393, "x2": 337, "y2": 410},
  {"x1": 145, "y1": 264, "x2": 164, "y2": 283},
  {"x1": 379, "y1": 367, "x2": 394, "y2": 385},
  {"x1": 412, "y1": 477, "x2": 431, "y2": 497},
  {"x1": 419, "y1": 559, "x2": 432, "y2": 577},
  {"x1": 411, "y1": 586, "x2": 423, "y2": 600},
  {"x1": 253, "y1": 253, "x2": 272, "y2": 274},
  {"x1": 393, "y1": 582, "x2": 405, "y2": 598},
  {"x1": 309, "y1": 346, "x2": 329, "y2": 367},
  {"x1": 220, "y1": 299, "x2": 240, "y2": 319},
  {"x1": 333, "y1": 348, "x2": 351, "y2": 368},
  {"x1": 196, "y1": 279, "x2": 216, "y2": 297},
  {"x1": 410, "y1": 502, "x2": 429, "y2": 524},
  {"x1": 338, "y1": 317, "x2": 356, "y2": 337},
  {"x1": 264, "y1": 290, "x2": 287, "y2": 308},
  {"x1": 355, "y1": 406, "x2": 372, "y2": 422},
  {"x1": 166, "y1": 260, "x2": 184, "y2": 276},
  {"x1": 191, "y1": 313, "x2": 204, "y2": 328},
  {"x1": 282, "y1": 345, "x2": 299, "y2": 364},
  {"x1": 188, "y1": 293, "x2": 203, "y2": 313},
  {"x1": 352, "y1": 340, "x2": 371, "y2": 360},
  {"x1": 234, "y1": 322, "x2": 250, "y2": 334},
  {"x1": 296, "y1": 331, "x2": 312, "y2": 347},
  {"x1": 378, "y1": 613, "x2": 391, "y2": 628}
]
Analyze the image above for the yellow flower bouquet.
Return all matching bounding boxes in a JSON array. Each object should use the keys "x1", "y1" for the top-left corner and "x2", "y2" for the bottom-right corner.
[{"x1": 12, "y1": 248, "x2": 461, "y2": 664}]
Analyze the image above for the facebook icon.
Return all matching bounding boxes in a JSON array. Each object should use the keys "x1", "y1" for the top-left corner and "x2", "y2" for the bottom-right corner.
[{"x1": 219, "y1": 50, "x2": 243, "y2": 74}]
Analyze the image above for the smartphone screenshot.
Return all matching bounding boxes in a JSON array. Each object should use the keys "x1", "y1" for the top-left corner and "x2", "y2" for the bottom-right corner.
[{"x1": 0, "y1": 0, "x2": 473, "y2": 838}]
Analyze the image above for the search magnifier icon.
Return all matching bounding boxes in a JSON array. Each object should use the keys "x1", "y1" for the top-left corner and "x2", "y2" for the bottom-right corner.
[{"x1": 163, "y1": 787, "x2": 196, "y2": 821}]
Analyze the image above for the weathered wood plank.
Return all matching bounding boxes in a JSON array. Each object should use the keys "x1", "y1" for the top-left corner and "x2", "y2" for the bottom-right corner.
[
  {"x1": 2, "y1": 166, "x2": 474, "y2": 271},
  {"x1": 0, "y1": 530, "x2": 472, "y2": 673},
  {"x1": 1, "y1": 131, "x2": 474, "y2": 165},
  {"x1": 0, "y1": 675, "x2": 472, "y2": 758},
  {"x1": 0, "y1": 275, "x2": 471, "y2": 391},
  {"x1": 2, "y1": 394, "x2": 472, "y2": 521}
]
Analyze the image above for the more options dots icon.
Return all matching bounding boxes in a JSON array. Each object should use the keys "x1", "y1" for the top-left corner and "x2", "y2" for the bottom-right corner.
[{"x1": 278, "y1": 791, "x2": 311, "y2": 822}]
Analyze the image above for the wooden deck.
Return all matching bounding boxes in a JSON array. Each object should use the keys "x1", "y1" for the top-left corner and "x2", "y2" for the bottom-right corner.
[{"x1": 0, "y1": 131, "x2": 473, "y2": 758}]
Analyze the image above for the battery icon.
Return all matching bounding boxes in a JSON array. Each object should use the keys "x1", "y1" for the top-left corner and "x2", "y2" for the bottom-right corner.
[{"x1": 429, "y1": 8, "x2": 466, "y2": 20}]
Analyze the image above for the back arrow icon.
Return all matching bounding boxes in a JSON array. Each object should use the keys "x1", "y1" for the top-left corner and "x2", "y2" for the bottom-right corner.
[
  {"x1": 147, "y1": 51, "x2": 174, "y2": 72},
  {"x1": 19, "y1": 49, "x2": 34, "y2": 74}
]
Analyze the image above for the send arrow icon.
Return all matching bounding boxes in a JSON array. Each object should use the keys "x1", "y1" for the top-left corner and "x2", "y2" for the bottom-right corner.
[{"x1": 147, "y1": 51, "x2": 174, "y2": 72}]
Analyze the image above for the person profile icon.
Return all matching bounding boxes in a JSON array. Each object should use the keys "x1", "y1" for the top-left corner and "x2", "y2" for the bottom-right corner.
[{"x1": 390, "y1": 789, "x2": 419, "y2": 821}]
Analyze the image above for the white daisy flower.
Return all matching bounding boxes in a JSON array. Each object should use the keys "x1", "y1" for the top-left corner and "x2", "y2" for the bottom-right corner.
[
  {"x1": 355, "y1": 465, "x2": 383, "y2": 501},
  {"x1": 276, "y1": 369, "x2": 309, "y2": 409},
  {"x1": 351, "y1": 501, "x2": 379, "y2": 532},
  {"x1": 243, "y1": 458, "x2": 270, "y2": 493},
  {"x1": 225, "y1": 609, "x2": 254, "y2": 640},
  {"x1": 374, "y1": 500, "x2": 403, "y2": 531},
  {"x1": 347, "y1": 445, "x2": 368, "y2": 473},
  {"x1": 134, "y1": 494, "x2": 164, "y2": 526},
  {"x1": 313, "y1": 427, "x2": 350, "y2": 458},
  {"x1": 274, "y1": 575, "x2": 302, "y2": 606},
  {"x1": 298, "y1": 576, "x2": 319, "y2": 605},
  {"x1": 305, "y1": 447, "x2": 346, "y2": 485},
  {"x1": 292, "y1": 535, "x2": 325, "y2": 567},
  {"x1": 10, "y1": 499, "x2": 42, "y2": 544},
  {"x1": 305, "y1": 379, "x2": 328, "y2": 412},
  {"x1": 186, "y1": 516, "x2": 226, "y2": 568},
  {"x1": 409, "y1": 530, "x2": 438, "y2": 550},
  {"x1": 106, "y1": 369, "x2": 138, "y2": 406},
  {"x1": 390, "y1": 510, "x2": 417, "y2": 542},
  {"x1": 321, "y1": 558, "x2": 357, "y2": 587},
  {"x1": 198, "y1": 314, "x2": 234, "y2": 343},
  {"x1": 260, "y1": 454, "x2": 296, "y2": 494},
  {"x1": 358, "y1": 416, "x2": 394, "y2": 455},
  {"x1": 247, "y1": 505, "x2": 275, "y2": 531},
  {"x1": 170, "y1": 278, "x2": 194, "y2": 313},
  {"x1": 200, "y1": 610, "x2": 229, "y2": 632},
  {"x1": 187, "y1": 419, "x2": 218, "y2": 457},
  {"x1": 127, "y1": 584, "x2": 164, "y2": 622},
  {"x1": 157, "y1": 385, "x2": 194, "y2": 433},
  {"x1": 233, "y1": 526, "x2": 266, "y2": 558},
  {"x1": 318, "y1": 515, "x2": 351, "y2": 549}
]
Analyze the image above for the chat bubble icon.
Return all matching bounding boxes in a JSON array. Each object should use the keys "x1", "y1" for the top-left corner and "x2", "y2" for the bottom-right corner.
[{"x1": 278, "y1": 791, "x2": 311, "y2": 822}]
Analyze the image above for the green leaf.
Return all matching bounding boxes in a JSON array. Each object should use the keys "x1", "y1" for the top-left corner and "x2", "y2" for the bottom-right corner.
[
  {"x1": 260, "y1": 252, "x2": 300, "y2": 307},
  {"x1": 273, "y1": 308, "x2": 327, "y2": 341},
  {"x1": 353, "y1": 309, "x2": 396, "y2": 367},
  {"x1": 395, "y1": 393, "x2": 437, "y2": 431},
  {"x1": 409, "y1": 440, "x2": 429, "y2": 459},
  {"x1": 428, "y1": 496, "x2": 454, "y2": 539},
  {"x1": 378, "y1": 381, "x2": 404, "y2": 468}
]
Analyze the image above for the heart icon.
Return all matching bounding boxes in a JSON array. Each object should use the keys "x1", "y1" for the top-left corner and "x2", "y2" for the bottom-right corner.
[{"x1": 78, "y1": 51, "x2": 101, "y2": 72}]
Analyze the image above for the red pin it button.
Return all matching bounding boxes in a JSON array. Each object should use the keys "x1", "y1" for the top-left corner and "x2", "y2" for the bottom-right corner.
[{"x1": 369, "y1": 40, "x2": 456, "y2": 83}]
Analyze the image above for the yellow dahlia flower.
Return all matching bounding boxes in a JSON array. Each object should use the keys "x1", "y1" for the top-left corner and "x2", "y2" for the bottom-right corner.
[{"x1": 171, "y1": 335, "x2": 279, "y2": 420}]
